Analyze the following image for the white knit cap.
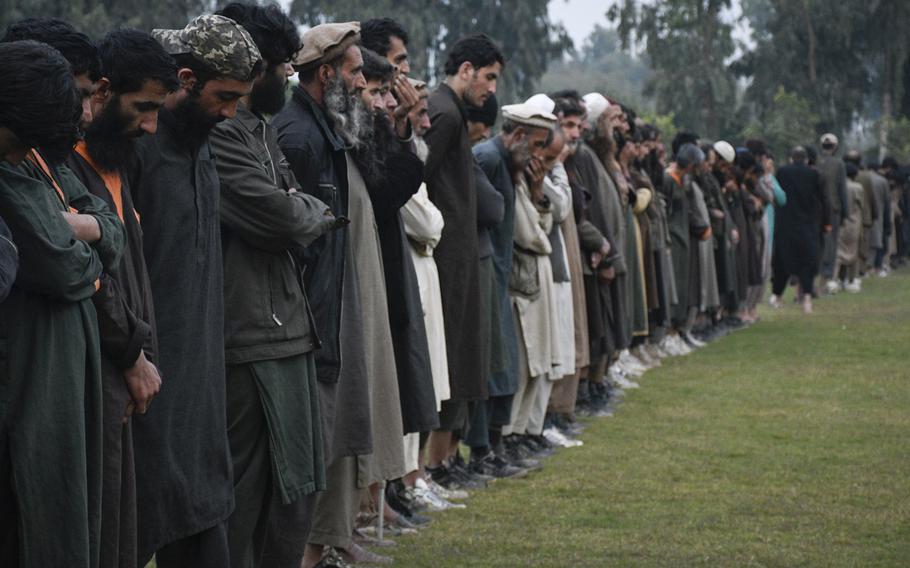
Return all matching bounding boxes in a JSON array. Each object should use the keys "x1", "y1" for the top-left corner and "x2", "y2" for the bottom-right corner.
[
  {"x1": 524, "y1": 93, "x2": 556, "y2": 114},
  {"x1": 713, "y1": 140, "x2": 735, "y2": 163},
  {"x1": 582, "y1": 92, "x2": 610, "y2": 125}
]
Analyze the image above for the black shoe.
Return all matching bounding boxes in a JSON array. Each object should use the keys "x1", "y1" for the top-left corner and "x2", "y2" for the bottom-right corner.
[
  {"x1": 385, "y1": 480, "x2": 417, "y2": 517},
  {"x1": 470, "y1": 451, "x2": 528, "y2": 479},
  {"x1": 426, "y1": 463, "x2": 475, "y2": 490},
  {"x1": 518, "y1": 434, "x2": 554, "y2": 458},
  {"x1": 450, "y1": 452, "x2": 494, "y2": 484}
]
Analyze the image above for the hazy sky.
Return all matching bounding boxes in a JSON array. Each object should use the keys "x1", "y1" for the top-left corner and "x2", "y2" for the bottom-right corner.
[{"x1": 548, "y1": 0, "x2": 608, "y2": 49}]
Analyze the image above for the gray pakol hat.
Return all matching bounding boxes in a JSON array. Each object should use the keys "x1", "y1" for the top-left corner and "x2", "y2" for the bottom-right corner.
[
  {"x1": 294, "y1": 22, "x2": 361, "y2": 71},
  {"x1": 153, "y1": 14, "x2": 262, "y2": 81}
]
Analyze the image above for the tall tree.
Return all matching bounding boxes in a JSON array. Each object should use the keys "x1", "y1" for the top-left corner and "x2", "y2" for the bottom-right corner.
[
  {"x1": 608, "y1": 0, "x2": 738, "y2": 140},
  {"x1": 289, "y1": 0, "x2": 572, "y2": 103},
  {"x1": 538, "y1": 25, "x2": 654, "y2": 111}
]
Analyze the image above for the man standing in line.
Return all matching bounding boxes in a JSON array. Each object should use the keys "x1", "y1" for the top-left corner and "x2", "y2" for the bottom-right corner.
[
  {"x1": 65, "y1": 29, "x2": 175, "y2": 567},
  {"x1": 210, "y1": 4, "x2": 344, "y2": 566},
  {"x1": 130, "y1": 15, "x2": 262, "y2": 566},
  {"x1": 817, "y1": 133, "x2": 848, "y2": 294},
  {"x1": 769, "y1": 146, "x2": 831, "y2": 314},
  {"x1": 423, "y1": 33, "x2": 505, "y2": 485},
  {"x1": 0, "y1": 40, "x2": 125, "y2": 567},
  {"x1": 274, "y1": 23, "x2": 376, "y2": 568}
]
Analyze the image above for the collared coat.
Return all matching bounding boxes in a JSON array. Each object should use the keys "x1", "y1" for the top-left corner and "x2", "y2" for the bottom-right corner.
[{"x1": 274, "y1": 86, "x2": 372, "y2": 459}]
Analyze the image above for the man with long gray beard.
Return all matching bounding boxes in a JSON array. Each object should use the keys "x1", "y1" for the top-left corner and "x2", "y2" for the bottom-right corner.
[
  {"x1": 273, "y1": 23, "x2": 376, "y2": 568},
  {"x1": 64, "y1": 29, "x2": 175, "y2": 568},
  {"x1": 130, "y1": 15, "x2": 262, "y2": 566}
]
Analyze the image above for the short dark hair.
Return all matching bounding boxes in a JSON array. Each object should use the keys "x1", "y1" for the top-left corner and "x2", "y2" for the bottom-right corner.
[
  {"x1": 361, "y1": 47, "x2": 393, "y2": 83},
  {"x1": 466, "y1": 93, "x2": 498, "y2": 126},
  {"x1": 1, "y1": 17, "x2": 101, "y2": 81},
  {"x1": 882, "y1": 156, "x2": 899, "y2": 170},
  {"x1": 671, "y1": 131, "x2": 699, "y2": 157},
  {"x1": 550, "y1": 89, "x2": 582, "y2": 102},
  {"x1": 552, "y1": 95, "x2": 584, "y2": 118},
  {"x1": 745, "y1": 138, "x2": 768, "y2": 157},
  {"x1": 99, "y1": 29, "x2": 178, "y2": 94},
  {"x1": 361, "y1": 18, "x2": 408, "y2": 57},
  {"x1": 790, "y1": 146, "x2": 808, "y2": 163},
  {"x1": 173, "y1": 51, "x2": 261, "y2": 89},
  {"x1": 0, "y1": 41, "x2": 81, "y2": 162},
  {"x1": 217, "y1": 2, "x2": 301, "y2": 68},
  {"x1": 443, "y1": 33, "x2": 504, "y2": 77}
]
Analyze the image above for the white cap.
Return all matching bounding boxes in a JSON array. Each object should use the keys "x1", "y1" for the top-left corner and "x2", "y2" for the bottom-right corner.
[
  {"x1": 713, "y1": 140, "x2": 735, "y2": 163},
  {"x1": 501, "y1": 103, "x2": 557, "y2": 130},
  {"x1": 582, "y1": 92, "x2": 609, "y2": 125},
  {"x1": 524, "y1": 93, "x2": 556, "y2": 114},
  {"x1": 820, "y1": 133, "x2": 838, "y2": 147}
]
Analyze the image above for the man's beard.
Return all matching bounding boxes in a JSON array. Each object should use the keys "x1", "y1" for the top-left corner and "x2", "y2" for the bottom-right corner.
[
  {"x1": 250, "y1": 68, "x2": 287, "y2": 115},
  {"x1": 172, "y1": 87, "x2": 224, "y2": 148},
  {"x1": 510, "y1": 138, "x2": 531, "y2": 174},
  {"x1": 324, "y1": 75, "x2": 370, "y2": 148},
  {"x1": 351, "y1": 111, "x2": 396, "y2": 184},
  {"x1": 83, "y1": 96, "x2": 141, "y2": 171}
]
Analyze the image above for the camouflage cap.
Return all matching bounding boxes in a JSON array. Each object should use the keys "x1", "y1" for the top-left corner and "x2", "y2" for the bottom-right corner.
[
  {"x1": 153, "y1": 14, "x2": 262, "y2": 81},
  {"x1": 294, "y1": 22, "x2": 360, "y2": 71}
]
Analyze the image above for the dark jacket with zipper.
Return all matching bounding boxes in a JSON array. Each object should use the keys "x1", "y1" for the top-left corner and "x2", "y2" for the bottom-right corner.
[
  {"x1": 210, "y1": 104, "x2": 335, "y2": 365},
  {"x1": 273, "y1": 87, "x2": 373, "y2": 458}
]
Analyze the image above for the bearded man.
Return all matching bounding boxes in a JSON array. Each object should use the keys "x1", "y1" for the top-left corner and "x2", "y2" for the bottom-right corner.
[
  {"x1": 470, "y1": 98, "x2": 552, "y2": 473},
  {"x1": 210, "y1": 4, "x2": 348, "y2": 566},
  {"x1": 0, "y1": 40, "x2": 124, "y2": 568},
  {"x1": 63, "y1": 29, "x2": 175, "y2": 568},
  {"x1": 129, "y1": 15, "x2": 262, "y2": 566},
  {"x1": 274, "y1": 23, "x2": 380, "y2": 568}
]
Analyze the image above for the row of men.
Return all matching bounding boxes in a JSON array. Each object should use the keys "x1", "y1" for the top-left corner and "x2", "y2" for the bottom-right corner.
[{"x1": 1, "y1": 5, "x2": 906, "y2": 568}]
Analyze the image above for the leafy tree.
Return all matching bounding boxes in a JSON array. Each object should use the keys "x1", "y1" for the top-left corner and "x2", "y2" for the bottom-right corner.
[
  {"x1": 608, "y1": 0, "x2": 739, "y2": 140},
  {"x1": 537, "y1": 25, "x2": 654, "y2": 111},
  {"x1": 741, "y1": 86, "x2": 819, "y2": 160}
]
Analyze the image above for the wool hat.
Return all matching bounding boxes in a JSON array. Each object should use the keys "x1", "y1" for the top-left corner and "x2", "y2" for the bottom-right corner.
[
  {"x1": 293, "y1": 22, "x2": 360, "y2": 70},
  {"x1": 525, "y1": 93, "x2": 556, "y2": 114},
  {"x1": 501, "y1": 103, "x2": 557, "y2": 130}
]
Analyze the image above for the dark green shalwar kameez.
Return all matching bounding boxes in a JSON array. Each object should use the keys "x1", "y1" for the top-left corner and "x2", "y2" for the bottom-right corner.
[{"x1": 0, "y1": 157, "x2": 123, "y2": 567}]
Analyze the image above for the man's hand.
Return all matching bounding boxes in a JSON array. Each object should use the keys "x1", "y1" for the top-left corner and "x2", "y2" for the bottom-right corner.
[
  {"x1": 823, "y1": 224, "x2": 833, "y2": 234},
  {"x1": 731, "y1": 228, "x2": 740, "y2": 244},
  {"x1": 590, "y1": 240, "x2": 611, "y2": 269},
  {"x1": 123, "y1": 350, "x2": 161, "y2": 423},
  {"x1": 62, "y1": 211, "x2": 101, "y2": 243},
  {"x1": 526, "y1": 157, "x2": 546, "y2": 202},
  {"x1": 392, "y1": 76, "x2": 419, "y2": 119},
  {"x1": 598, "y1": 265, "x2": 616, "y2": 282}
]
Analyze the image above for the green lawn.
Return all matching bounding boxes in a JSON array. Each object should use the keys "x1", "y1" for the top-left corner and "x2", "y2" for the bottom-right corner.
[{"x1": 389, "y1": 271, "x2": 910, "y2": 567}]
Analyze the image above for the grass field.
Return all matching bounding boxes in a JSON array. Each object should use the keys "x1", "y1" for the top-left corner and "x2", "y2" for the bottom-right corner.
[{"x1": 388, "y1": 271, "x2": 910, "y2": 567}]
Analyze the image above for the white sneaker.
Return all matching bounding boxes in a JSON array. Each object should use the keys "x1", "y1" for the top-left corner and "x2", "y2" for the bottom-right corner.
[
  {"x1": 768, "y1": 294, "x2": 783, "y2": 309},
  {"x1": 845, "y1": 280, "x2": 861, "y2": 293},
  {"x1": 683, "y1": 332, "x2": 706, "y2": 348},
  {"x1": 543, "y1": 427, "x2": 583, "y2": 448},
  {"x1": 672, "y1": 334, "x2": 692, "y2": 355},
  {"x1": 878, "y1": 269, "x2": 889, "y2": 278},
  {"x1": 618, "y1": 349, "x2": 648, "y2": 375},
  {"x1": 423, "y1": 478, "x2": 469, "y2": 501},
  {"x1": 609, "y1": 367, "x2": 640, "y2": 389},
  {"x1": 825, "y1": 280, "x2": 840, "y2": 295}
]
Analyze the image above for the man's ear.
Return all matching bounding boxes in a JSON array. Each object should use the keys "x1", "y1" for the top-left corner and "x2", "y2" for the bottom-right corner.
[
  {"x1": 458, "y1": 61, "x2": 474, "y2": 81},
  {"x1": 318, "y1": 63, "x2": 334, "y2": 86},
  {"x1": 92, "y1": 77, "x2": 112, "y2": 105},
  {"x1": 177, "y1": 68, "x2": 197, "y2": 92}
]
